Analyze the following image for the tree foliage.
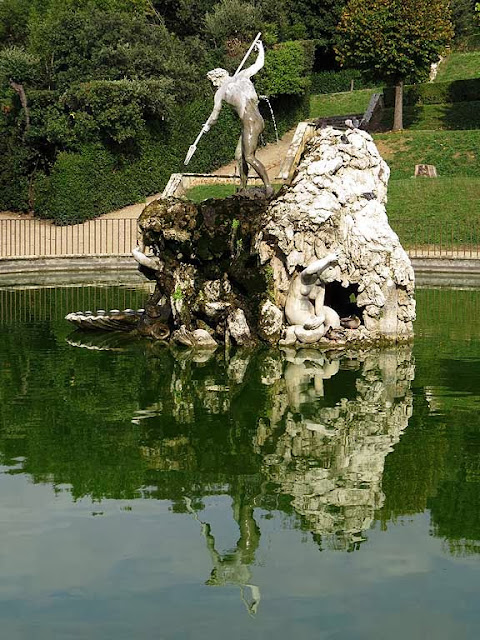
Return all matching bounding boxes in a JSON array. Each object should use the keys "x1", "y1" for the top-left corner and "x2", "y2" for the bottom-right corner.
[
  {"x1": 0, "y1": 46, "x2": 38, "y2": 84},
  {"x1": 28, "y1": 5, "x2": 197, "y2": 95},
  {"x1": 0, "y1": 0, "x2": 31, "y2": 47},
  {"x1": 451, "y1": 0, "x2": 479, "y2": 42},
  {"x1": 336, "y1": 0, "x2": 453, "y2": 85},
  {"x1": 336, "y1": 0, "x2": 453, "y2": 129},
  {"x1": 204, "y1": 0, "x2": 261, "y2": 49},
  {"x1": 4, "y1": 0, "x2": 446, "y2": 218},
  {"x1": 287, "y1": 0, "x2": 346, "y2": 46},
  {"x1": 257, "y1": 40, "x2": 313, "y2": 96}
]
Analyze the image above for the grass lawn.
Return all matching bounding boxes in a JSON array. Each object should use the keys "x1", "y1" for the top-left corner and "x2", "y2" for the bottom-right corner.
[
  {"x1": 309, "y1": 88, "x2": 379, "y2": 118},
  {"x1": 387, "y1": 177, "x2": 480, "y2": 246},
  {"x1": 434, "y1": 51, "x2": 480, "y2": 82},
  {"x1": 374, "y1": 130, "x2": 480, "y2": 180},
  {"x1": 185, "y1": 176, "x2": 480, "y2": 248},
  {"x1": 380, "y1": 101, "x2": 480, "y2": 131}
]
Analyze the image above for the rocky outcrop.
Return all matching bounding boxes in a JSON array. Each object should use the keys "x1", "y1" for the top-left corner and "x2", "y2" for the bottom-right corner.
[
  {"x1": 133, "y1": 192, "x2": 271, "y2": 346},
  {"x1": 66, "y1": 124, "x2": 415, "y2": 347},
  {"x1": 256, "y1": 126, "x2": 415, "y2": 341}
]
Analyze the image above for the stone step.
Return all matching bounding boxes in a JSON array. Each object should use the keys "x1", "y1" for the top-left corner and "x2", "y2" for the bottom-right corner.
[{"x1": 314, "y1": 114, "x2": 364, "y2": 130}]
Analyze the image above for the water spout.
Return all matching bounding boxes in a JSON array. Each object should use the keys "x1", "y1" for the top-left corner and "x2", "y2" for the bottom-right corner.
[{"x1": 259, "y1": 95, "x2": 279, "y2": 144}]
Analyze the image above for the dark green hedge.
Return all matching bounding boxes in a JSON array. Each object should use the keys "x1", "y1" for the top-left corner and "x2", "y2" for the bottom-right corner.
[
  {"x1": 310, "y1": 69, "x2": 372, "y2": 94},
  {"x1": 0, "y1": 144, "x2": 30, "y2": 212},
  {"x1": 33, "y1": 92, "x2": 309, "y2": 224},
  {"x1": 257, "y1": 40, "x2": 315, "y2": 97},
  {"x1": 383, "y1": 78, "x2": 480, "y2": 107}
]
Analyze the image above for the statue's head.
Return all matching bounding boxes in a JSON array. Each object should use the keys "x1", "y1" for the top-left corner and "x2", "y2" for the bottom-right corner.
[
  {"x1": 207, "y1": 68, "x2": 230, "y2": 88},
  {"x1": 319, "y1": 265, "x2": 339, "y2": 284}
]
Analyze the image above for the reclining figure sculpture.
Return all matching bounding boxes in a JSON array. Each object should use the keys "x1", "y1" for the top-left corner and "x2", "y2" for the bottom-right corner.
[{"x1": 281, "y1": 252, "x2": 341, "y2": 345}]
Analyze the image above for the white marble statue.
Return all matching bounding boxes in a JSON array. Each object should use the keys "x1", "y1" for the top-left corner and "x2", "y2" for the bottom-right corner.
[
  {"x1": 202, "y1": 39, "x2": 273, "y2": 196},
  {"x1": 281, "y1": 252, "x2": 341, "y2": 345}
]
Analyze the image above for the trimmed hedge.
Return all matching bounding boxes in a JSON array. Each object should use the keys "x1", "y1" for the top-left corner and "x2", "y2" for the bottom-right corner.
[
  {"x1": 0, "y1": 144, "x2": 30, "y2": 211},
  {"x1": 383, "y1": 78, "x2": 480, "y2": 107},
  {"x1": 33, "y1": 92, "x2": 310, "y2": 224},
  {"x1": 256, "y1": 40, "x2": 314, "y2": 97},
  {"x1": 310, "y1": 69, "x2": 372, "y2": 94}
]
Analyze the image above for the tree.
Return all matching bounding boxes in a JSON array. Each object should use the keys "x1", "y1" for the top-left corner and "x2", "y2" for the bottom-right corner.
[
  {"x1": 0, "y1": 0, "x2": 32, "y2": 48},
  {"x1": 336, "y1": 0, "x2": 453, "y2": 131},
  {"x1": 27, "y1": 4, "x2": 199, "y2": 98},
  {"x1": 0, "y1": 46, "x2": 39, "y2": 138},
  {"x1": 286, "y1": 0, "x2": 346, "y2": 47},
  {"x1": 153, "y1": 0, "x2": 216, "y2": 37},
  {"x1": 204, "y1": 0, "x2": 260, "y2": 50},
  {"x1": 450, "y1": 0, "x2": 478, "y2": 43}
]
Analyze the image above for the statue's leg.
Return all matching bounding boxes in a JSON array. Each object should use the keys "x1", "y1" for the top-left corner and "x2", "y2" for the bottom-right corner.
[
  {"x1": 323, "y1": 306, "x2": 341, "y2": 330},
  {"x1": 295, "y1": 325, "x2": 327, "y2": 343},
  {"x1": 242, "y1": 114, "x2": 273, "y2": 196},
  {"x1": 279, "y1": 325, "x2": 297, "y2": 346},
  {"x1": 235, "y1": 135, "x2": 249, "y2": 190}
]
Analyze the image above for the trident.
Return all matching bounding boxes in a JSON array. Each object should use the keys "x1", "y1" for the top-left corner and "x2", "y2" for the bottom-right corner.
[{"x1": 184, "y1": 32, "x2": 262, "y2": 166}]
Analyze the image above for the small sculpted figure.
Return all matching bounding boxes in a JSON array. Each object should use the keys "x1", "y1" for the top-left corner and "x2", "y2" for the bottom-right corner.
[
  {"x1": 204, "y1": 40, "x2": 273, "y2": 196},
  {"x1": 281, "y1": 252, "x2": 341, "y2": 345},
  {"x1": 283, "y1": 349, "x2": 340, "y2": 411}
]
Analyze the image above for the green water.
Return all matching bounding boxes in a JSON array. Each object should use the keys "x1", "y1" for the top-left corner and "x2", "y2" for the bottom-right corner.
[{"x1": 0, "y1": 285, "x2": 479, "y2": 639}]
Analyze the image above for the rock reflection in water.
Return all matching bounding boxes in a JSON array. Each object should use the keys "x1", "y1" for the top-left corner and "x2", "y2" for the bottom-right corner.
[
  {"x1": 67, "y1": 333, "x2": 414, "y2": 554},
  {"x1": 59, "y1": 333, "x2": 417, "y2": 610},
  {"x1": 256, "y1": 347, "x2": 415, "y2": 551}
]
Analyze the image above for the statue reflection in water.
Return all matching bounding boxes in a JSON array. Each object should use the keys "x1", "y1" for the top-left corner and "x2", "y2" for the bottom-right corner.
[
  {"x1": 184, "y1": 493, "x2": 261, "y2": 616},
  {"x1": 67, "y1": 331, "x2": 414, "y2": 605}
]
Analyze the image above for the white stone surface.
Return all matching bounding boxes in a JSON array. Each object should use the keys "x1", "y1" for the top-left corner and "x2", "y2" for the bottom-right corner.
[
  {"x1": 258, "y1": 299, "x2": 284, "y2": 340},
  {"x1": 260, "y1": 126, "x2": 416, "y2": 339},
  {"x1": 226, "y1": 308, "x2": 252, "y2": 346}
]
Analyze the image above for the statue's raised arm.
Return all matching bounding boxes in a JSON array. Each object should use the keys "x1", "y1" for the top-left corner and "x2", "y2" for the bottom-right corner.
[{"x1": 240, "y1": 40, "x2": 265, "y2": 78}]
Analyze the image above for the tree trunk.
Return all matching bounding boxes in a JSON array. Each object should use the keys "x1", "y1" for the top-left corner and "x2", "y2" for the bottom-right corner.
[
  {"x1": 9, "y1": 80, "x2": 30, "y2": 140},
  {"x1": 392, "y1": 80, "x2": 403, "y2": 132}
]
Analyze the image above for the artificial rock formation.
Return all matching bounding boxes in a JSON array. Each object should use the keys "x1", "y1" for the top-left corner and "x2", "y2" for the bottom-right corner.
[
  {"x1": 257, "y1": 126, "x2": 415, "y2": 343},
  {"x1": 66, "y1": 125, "x2": 415, "y2": 347}
]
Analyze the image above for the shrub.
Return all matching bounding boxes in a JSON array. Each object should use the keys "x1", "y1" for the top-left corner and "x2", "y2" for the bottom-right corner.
[
  {"x1": 31, "y1": 88, "x2": 310, "y2": 224},
  {"x1": 0, "y1": 144, "x2": 30, "y2": 211},
  {"x1": 31, "y1": 102, "x2": 241, "y2": 224},
  {"x1": 34, "y1": 144, "x2": 125, "y2": 224},
  {"x1": 310, "y1": 69, "x2": 371, "y2": 94},
  {"x1": 383, "y1": 78, "x2": 480, "y2": 107},
  {"x1": 62, "y1": 79, "x2": 176, "y2": 144},
  {"x1": 257, "y1": 40, "x2": 313, "y2": 97}
]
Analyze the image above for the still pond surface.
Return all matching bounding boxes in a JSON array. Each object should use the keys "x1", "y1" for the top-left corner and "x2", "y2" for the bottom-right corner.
[{"x1": 0, "y1": 285, "x2": 479, "y2": 639}]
